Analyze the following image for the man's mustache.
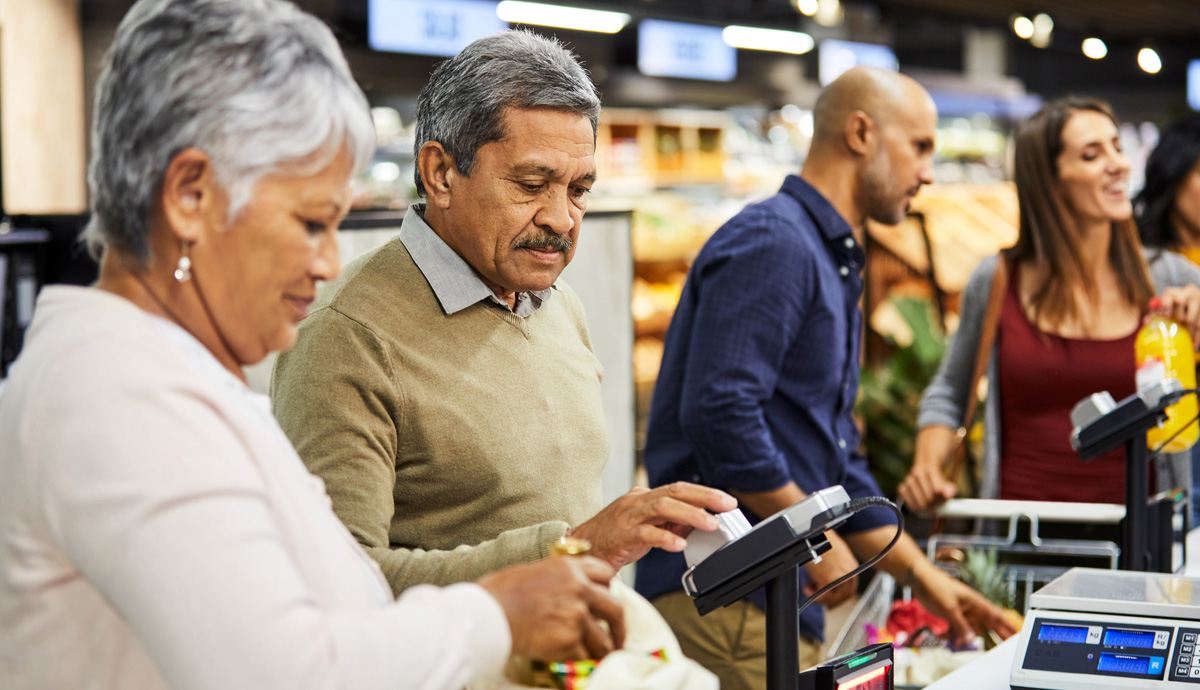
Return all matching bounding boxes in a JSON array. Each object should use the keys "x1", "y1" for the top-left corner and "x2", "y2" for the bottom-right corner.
[{"x1": 515, "y1": 234, "x2": 573, "y2": 252}]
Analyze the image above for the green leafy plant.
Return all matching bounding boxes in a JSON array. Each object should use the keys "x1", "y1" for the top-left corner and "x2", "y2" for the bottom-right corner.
[
  {"x1": 855, "y1": 296, "x2": 946, "y2": 498},
  {"x1": 960, "y1": 548, "x2": 1012, "y2": 609}
]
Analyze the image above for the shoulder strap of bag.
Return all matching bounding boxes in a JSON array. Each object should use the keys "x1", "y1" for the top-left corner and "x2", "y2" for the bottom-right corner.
[{"x1": 961, "y1": 256, "x2": 1010, "y2": 434}]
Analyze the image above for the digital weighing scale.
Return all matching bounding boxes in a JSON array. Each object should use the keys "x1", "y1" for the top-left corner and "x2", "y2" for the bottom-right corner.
[{"x1": 1011, "y1": 568, "x2": 1200, "y2": 689}]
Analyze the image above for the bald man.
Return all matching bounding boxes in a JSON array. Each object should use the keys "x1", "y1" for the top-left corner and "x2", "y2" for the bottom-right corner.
[{"x1": 633, "y1": 67, "x2": 1016, "y2": 690}]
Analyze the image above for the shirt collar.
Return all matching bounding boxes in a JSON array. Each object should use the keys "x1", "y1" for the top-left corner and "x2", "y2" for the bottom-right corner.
[
  {"x1": 399, "y1": 203, "x2": 554, "y2": 317},
  {"x1": 780, "y1": 174, "x2": 866, "y2": 275},
  {"x1": 780, "y1": 175, "x2": 856, "y2": 243}
]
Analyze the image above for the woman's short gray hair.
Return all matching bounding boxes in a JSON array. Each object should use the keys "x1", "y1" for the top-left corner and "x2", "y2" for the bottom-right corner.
[
  {"x1": 83, "y1": 0, "x2": 375, "y2": 263},
  {"x1": 414, "y1": 30, "x2": 600, "y2": 196}
]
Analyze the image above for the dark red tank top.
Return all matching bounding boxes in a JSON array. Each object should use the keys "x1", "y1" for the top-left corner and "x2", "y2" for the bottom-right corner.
[{"x1": 997, "y1": 265, "x2": 1142, "y2": 503}]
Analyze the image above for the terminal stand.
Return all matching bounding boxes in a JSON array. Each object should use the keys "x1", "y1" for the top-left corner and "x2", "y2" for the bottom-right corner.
[{"x1": 1070, "y1": 380, "x2": 1185, "y2": 572}]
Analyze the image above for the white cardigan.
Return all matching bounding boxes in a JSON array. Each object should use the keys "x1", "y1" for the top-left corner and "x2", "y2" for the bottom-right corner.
[{"x1": 0, "y1": 286, "x2": 509, "y2": 690}]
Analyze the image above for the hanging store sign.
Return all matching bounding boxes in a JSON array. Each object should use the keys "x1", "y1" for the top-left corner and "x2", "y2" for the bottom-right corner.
[
  {"x1": 1189, "y1": 60, "x2": 1200, "y2": 112},
  {"x1": 818, "y1": 39, "x2": 897, "y2": 86},
  {"x1": 638, "y1": 19, "x2": 736, "y2": 82},
  {"x1": 369, "y1": 0, "x2": 506, "y2": 57}
]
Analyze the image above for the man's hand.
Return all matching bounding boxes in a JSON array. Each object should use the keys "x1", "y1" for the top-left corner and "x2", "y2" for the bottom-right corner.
[
  {"x1": 899, "y1": 426, "x2": 959, "y2": 511},
  {"x1": 1153, "y1": 285, "x2": 1200, "y2": 344},
  {"x1": 908, "y1": 561, "x2": 1018, "y2": 645},
  {"x1": 567, "y1": 482, "x2": 737, "y2": 569},
  {"x1": 802, "y1": 530, "x2": 860, "y2": 607},
  {"x1": 477, "y1": 556, "x2": 626, "y2": 661}
]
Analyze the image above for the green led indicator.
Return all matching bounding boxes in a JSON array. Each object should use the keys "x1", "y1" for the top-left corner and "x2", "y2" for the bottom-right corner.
[{"x1": 846, "y1": 653, "x2": 875, "y2": 669}]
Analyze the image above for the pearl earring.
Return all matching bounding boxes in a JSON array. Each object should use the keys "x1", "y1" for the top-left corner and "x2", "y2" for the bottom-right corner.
[{"x1": 174, "y1": 242, "x2": 192, "y2": 282}]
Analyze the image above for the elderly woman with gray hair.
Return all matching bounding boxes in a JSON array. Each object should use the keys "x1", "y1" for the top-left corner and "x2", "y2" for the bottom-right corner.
[{"x1": 0, "y1": 1, "x2": 624, "y2": 688}]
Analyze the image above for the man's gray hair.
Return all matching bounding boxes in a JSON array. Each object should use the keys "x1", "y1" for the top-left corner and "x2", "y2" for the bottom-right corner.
[
  {"x1": 83, "y1": 0, "x2": 375, "y2": 263},
  {"x1": 413, "y1": 30, "x2": 600, "y2": 196}
]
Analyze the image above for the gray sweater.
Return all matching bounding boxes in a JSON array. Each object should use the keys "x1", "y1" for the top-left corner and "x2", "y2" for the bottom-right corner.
[{"x1": 917, "y1": 250, "x2": 1200, "y2": 499}]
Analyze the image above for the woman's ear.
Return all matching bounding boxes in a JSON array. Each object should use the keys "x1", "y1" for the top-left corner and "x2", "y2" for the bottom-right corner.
[
  {"x1": 159, "y1": 148, "x2": 220, "y2": 243},
  {"x1": 417, "y1": 141, "x2": 458, "y2": 210}
]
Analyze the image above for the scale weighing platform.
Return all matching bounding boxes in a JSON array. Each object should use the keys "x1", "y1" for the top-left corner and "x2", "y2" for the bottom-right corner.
[{"x1": 1011, "y1": 568, "x2": 1200, "y2": 689}]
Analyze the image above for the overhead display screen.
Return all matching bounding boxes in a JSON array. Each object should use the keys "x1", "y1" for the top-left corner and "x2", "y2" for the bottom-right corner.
[
  {"x1": 818, "y1": 39, "x2": 897, "y2": 86},
  {"x1": 1189, "y1": 60, "x2": 1200, "y2": 112},
  {"x1": 1037, "y1": 625, "x2": 1088, "y2": 644},
  {"x1": 369, "y1": 0, "x2": 506, "y2": 57},
  {"x1": 1104, "y1": 629, "x2": 1157, "y2": 649},
  {"x1": 637, "y1": 19, "x2": 736, "y2": 82}
]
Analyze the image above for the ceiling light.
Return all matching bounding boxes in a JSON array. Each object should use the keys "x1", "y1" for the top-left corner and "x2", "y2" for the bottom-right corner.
[
  {"x1": 495, "y1": 1, "x2": 631, "y2": 34},
  {"x1": 1030, "y1": 13, "x2": 1053, "y2": 48},
  {"x1": 1139, "y1": 47, "x2": 1162, "y2": 74},
  {"x1": 814, "y1": 0, "x2": 843, "y2": 27},
  {"x1": 722, "y1": 25, "x2": 815, "y2": 54},
  {"x1": 1082, "y1": 38, "x2": 1107, "y2": 59},
  {"x1": 792, "y1": 0, "x2": 819, "y2": 17},
  {"x1": 1012, "y1": 16, "x2": 1034, "y2": 40}
]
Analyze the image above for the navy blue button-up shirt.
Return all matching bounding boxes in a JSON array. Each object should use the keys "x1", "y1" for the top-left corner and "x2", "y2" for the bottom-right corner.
[{"x1": 634, "y1": 175, "x2": 897, "y2": 642}]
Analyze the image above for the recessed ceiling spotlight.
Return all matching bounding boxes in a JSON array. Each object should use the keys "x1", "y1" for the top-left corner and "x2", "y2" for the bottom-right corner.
[
  {"x1": 793, "y1": 0, "x2": 819, "y2": 17},
  {"x1": 1012, "y1": 15, "x2": 1034, "y2": 40},
  {"x1": 1030, "y1": 13, "x2": 1053, "y2": 48},
  {"x1": 1139, "y1": 47, "x2": 1162, "y2": 74},
  {"x1": 1082, "y1": 37, "x2": 1107, "y2": 59}
]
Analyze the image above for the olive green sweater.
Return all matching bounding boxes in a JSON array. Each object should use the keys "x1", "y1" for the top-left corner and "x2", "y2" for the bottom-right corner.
[{"x1": 271, "y1": 237, "x2": 608, "y2": 594}]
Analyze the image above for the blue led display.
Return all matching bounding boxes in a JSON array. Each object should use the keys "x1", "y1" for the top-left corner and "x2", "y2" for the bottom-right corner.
[
  {"x1": 637, "y1": 20, "x2": 736, "y2": 82},
  {"x1": 1097, "y1": 654, "x2": 1164, "y2": 676},
  {"x1": 1104, "y1": 629, "x2": 1157, "y2": 649},
  {"x1": 1189, "y1": 60, "x2": 1200, "y2": 112},
  {"x1": 369, "y1": 0, "x2": 506, "y2": 57},
  {"x1": 1037, "y1": 624, "x2": 1088, "y2": 644}
]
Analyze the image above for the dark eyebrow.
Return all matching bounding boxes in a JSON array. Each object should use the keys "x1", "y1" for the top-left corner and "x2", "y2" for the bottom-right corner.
[
  {"x1": 510, "y1": 164, "x2": 558, "y2": 177},
  {"x1": 577, "y1": 172, "x2": 598, "y2": 184}
]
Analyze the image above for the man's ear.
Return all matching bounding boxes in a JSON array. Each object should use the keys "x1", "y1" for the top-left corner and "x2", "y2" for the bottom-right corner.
[
  {"x1": 160, "y1": 147, "x2": 219, "y2": 244},
  {"x1": 418, "y1": 141, "x2": 458, "y2": 210},
  {"x1": 844, "y1": 111, "x2": 875, "y2": 157}
]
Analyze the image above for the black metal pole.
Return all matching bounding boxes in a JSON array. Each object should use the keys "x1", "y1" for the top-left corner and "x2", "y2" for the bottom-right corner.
[
  {"x1": 1122, "y1": 433, "x2": 1150, "y2": 571},
  {"x1": 765, "y1": 565, "x2": 800, "y2": 690}
]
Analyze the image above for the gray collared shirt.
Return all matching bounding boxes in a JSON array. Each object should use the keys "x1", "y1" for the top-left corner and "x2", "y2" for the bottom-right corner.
[{"x1": 399, "y1": 203, "x2": 554, "y2": 318}]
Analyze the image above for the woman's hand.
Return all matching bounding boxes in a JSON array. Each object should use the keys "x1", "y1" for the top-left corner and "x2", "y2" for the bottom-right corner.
[
  {"x1": 897, "y1": 426, "x2": 960, "y2": 512},
  {"x1": 478, "y1": 556, "x2": 625, "y2": 661},
  {"x1": 1154, "y1": 285, "x2": 1200, "y2": 345}
]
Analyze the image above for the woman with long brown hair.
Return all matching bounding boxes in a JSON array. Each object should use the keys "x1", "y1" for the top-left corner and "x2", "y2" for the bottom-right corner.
[{"x1": 900, "y1": 97, "x2": 1200, "y2": 509}]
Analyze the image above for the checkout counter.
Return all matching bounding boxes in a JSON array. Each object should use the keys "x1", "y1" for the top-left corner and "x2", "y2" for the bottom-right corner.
[{"x1": 926, "y1": 527, "x2": 1200, "y2": 689}]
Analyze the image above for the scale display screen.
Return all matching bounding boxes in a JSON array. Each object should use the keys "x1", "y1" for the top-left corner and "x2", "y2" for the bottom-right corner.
[
  {"x1": 1038, "y1": 624, "x2": 1088, "y2": 644},
  {"x1": 1104, "y1": 629, "x2": 1156, "y2": 648},
  {"x1": 1097, "y1": 654, "x2": 1163, "y2": 675}
]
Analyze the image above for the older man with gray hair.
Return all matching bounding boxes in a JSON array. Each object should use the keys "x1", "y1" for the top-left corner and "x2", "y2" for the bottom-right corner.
[{"x1": 271, "y1": 31, "x2": 734, "y2": 595}]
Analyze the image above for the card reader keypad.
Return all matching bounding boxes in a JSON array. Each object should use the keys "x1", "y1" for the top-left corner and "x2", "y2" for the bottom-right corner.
[{"x1": 1172, "y1": 629, "x2": 1200, "y2": 682}]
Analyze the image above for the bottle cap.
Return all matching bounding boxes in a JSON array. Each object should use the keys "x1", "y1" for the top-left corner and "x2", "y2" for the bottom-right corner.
[{"x1": 1149, "y1": 296, "x2": 1162, "y2": 310}]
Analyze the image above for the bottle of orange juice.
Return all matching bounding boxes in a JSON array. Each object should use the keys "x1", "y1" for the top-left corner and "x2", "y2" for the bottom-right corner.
[{"x1": 1136, "y1": 297, "x2": 1198, "y2": 453}]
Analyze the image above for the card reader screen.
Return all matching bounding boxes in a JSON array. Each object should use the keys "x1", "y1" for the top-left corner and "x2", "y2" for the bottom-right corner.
[
  {"x1": 1103, "y1": 629, "x2": 1156, "y2": 648},
  {"x1": 1097, "y1": 654, "x2": 1163, "y2": 675},
  {"x1": 1038, "y1": 624, "x2": 1088, "y2": 644}
]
